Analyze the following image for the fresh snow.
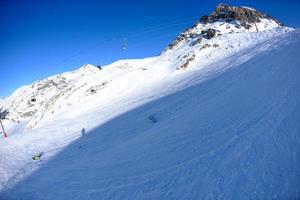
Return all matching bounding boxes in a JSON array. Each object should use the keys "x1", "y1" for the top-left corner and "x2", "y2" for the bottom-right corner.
[
  {"x1": 240, "y1": 6, "x2": 257, "y2": 11},
  {"x1": 0, "y1": 19, "x2": 299, "y2": 200}
]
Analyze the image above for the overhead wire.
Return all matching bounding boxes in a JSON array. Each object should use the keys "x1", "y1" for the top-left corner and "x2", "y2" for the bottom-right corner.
[{"x1": 51, "y1": 18, "x2": 197, "y2": 68}]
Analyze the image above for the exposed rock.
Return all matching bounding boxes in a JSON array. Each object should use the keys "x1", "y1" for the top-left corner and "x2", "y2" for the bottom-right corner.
[
  {"x1": 199, "y1": 3, "x2": 283, "y2": 29},
  {"x1": 166, "y1": 26, "x2": 200, "y2": 50},
  {"x1": 162, "y1": 3, "x2": 283, "y2": 53},
  {"x1": 90, "y1": 89, "x2": 96, "y2": 94},
  {"x1": 96, "y1": 65, "x2": 102, "y2": 70},
  {"x1": 180, "y1": 55, "x2": 196, "y2": 69},
  {"x1": 20, "y1": 111, "x2": 35, "y2": 118},
  {"x1": 199, "y1": 44, "x2": 211, "y2": 50},
  {"x1": 200, "y1": 15, "x2": 209, "y2": 24},
  {"x1": 86, "y1": 81, "x2": 109, "y2": 95},
  {"x1": 167, "y1": 36, "x2": 185, "y2": 50},
  {"x1": 190, "y1": 37, "x2": 203, "y2": 46},
  {"x1": 201, "y1": 28, "x2": 216, "y2": 39}
]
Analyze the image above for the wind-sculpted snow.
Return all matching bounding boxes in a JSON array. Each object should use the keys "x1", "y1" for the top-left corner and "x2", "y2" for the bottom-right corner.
[{"x1": 0, "y1": 29, "x2": 299, "y2": 199}]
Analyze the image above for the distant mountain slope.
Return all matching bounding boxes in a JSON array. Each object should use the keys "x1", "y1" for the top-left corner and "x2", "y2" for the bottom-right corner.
[
  {"x1": 0, "y1": 4, "x2": 291, "y2": 130},
  {"x1": 0, "y1": 4, "x2": 299, "y2": 200}
]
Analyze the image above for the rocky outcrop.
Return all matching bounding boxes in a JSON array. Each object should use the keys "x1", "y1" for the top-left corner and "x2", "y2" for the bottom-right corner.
[
  {"x1": 166, "y1": 26, "x2": 200, "y2": 50},
  {"x1": 180, "y1": 54, "x2": 196, "y2": 69},
  {"x1": 167, "y1": 35, "x2": 186, "y2": 50},
  {"x1": 162, "y1": 3, "x2": 283, "y2": 53},
  {"x1": 199, "y1": 4, "x2": 283, "y2": 29},
  {"x1": 86, "y1": 81, "x2": 110, "y2": 95},
  {"x1": 201, "y1": 28, "x2": 216, "y2": 39}
]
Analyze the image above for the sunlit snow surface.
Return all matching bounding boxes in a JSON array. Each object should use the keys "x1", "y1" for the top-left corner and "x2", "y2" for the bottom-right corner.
[{"x1": 0, "y1": 28, "x2": 300, "y2": 199}]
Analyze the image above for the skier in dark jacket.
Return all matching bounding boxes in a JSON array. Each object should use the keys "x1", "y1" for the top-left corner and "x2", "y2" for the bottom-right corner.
[{"x1": 81, "y1": 128, "x2": 86, "y2": 136}]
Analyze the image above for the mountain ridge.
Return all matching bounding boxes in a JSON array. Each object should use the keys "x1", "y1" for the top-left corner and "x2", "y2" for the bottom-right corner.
[{"x1": 0, "y1": 4, "x2": 293, "y2": 130}]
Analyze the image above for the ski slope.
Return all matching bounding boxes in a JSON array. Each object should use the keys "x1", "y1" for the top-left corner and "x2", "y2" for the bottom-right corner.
[
  {"x1": 0, "y1": 28, "x2": 299, "y2": 199},
  {"x1": 0, "y1": 4, "x2": 299, "y2": 199}
]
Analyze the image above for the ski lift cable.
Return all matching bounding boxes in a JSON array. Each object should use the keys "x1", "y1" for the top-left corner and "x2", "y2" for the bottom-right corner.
[
  {"x1": 128, "y1": 32, "x2": 180, "y2": 49},
  {"x1": 132, "y1": 20, "x2": 195, "y2": 36},
  {"x1": 120, "y1": 20, "x2": 194, "y2": 50},
  {"x1": 56, "y1": 19, "x2": 195, "y2": 65},
  {"x1": 52, "y1": 18, "x2": 196, "y2": 67},
  {"x1": 127, "y1": 18, "x2": 196, "y2": 37}
]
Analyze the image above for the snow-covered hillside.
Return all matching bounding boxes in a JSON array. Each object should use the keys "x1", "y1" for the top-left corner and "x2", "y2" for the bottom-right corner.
[
  {"x1": 0, "y1": 4, "x2": 291, "y2": 131},
  {"x1": 0, "y1": 4, "x2": 299, "y2": 200}
]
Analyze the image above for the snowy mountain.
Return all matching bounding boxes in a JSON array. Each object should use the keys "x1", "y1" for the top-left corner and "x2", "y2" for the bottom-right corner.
[
  {"x1": 0, "y1": 4, "x2": 291, "y2": 130},
  {"x1": 163, "y1": 3, "x2": 283, "y2": 53},
  {"x1": 0, "y1": 4, "x2": 299, "y2": 200}
]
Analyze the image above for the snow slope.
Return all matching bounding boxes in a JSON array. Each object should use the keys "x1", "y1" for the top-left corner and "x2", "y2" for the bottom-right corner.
[
  {"x1": 0, "y1": 4, "x2": 299, "y2": 200},
  {"x1": 0, "y1": 29, "x2": 299, "y2": 199},
  {"x1": 0, "y1": 4, "x2": 290, "y2": 131}
]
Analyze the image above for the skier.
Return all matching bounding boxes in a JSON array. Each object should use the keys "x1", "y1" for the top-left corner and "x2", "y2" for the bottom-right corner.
[
  {"x1": 32, "y1": 152, "x2": 43, "y2": 160},
  {"x1": 149, "y1": 115, "x2": 157, "y2": 123},
  {"x1": 81, "y1": 128, "x2": 86, "y2": 136}
]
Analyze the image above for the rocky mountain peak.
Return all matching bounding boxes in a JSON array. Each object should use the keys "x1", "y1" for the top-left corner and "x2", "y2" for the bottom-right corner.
[
  {"x1": 163, "y1": 4, "x2": 284, "y2": 53},
  {"x1": 200, "y1": 3, "x2": 283, "y2": 28}
]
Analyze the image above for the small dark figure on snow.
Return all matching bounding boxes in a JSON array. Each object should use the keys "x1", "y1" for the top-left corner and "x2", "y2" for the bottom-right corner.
[
  {"x1": 149, "y1": 115, "x2": 157, "y2": 123},
  {"x1": 81, "y1": 128, "x2": 86, "y2": 136},
  {"x1": 32, "y1": 152, "x2": 43, "y2": 160}
]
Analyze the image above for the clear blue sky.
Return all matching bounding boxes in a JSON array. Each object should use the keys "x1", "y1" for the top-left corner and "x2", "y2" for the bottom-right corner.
[{"x1": 1, "y1": 0, "x2": 299, "y2": 97}]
